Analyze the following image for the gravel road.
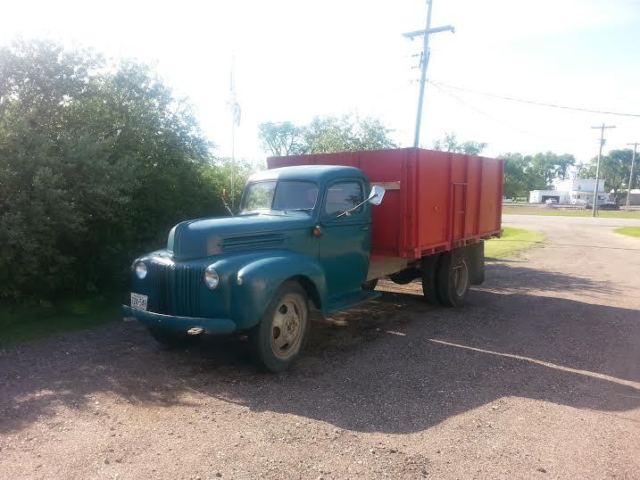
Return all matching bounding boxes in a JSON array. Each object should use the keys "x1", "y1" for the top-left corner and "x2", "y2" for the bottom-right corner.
[{"x1": 1, "y1": 214, "x2": 639, "y2": 479}]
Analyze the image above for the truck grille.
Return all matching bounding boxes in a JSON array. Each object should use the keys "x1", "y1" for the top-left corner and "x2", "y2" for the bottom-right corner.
[
  {"x1": 222, "y1": 233, "x2": 284, "y2": 252},
  {"x1": 147, "y1": 262, "x2": 202, "y2": 317}
]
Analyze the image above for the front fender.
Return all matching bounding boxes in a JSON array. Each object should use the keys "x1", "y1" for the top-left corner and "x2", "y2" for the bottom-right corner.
[{"x1": 230, "y1": 253, "x2": 327, "y2": 330}]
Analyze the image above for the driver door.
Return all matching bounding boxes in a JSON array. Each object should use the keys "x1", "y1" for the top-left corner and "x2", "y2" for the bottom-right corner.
[{"x1": 318, "y1": 179, "x2": 372, "y2": 304}]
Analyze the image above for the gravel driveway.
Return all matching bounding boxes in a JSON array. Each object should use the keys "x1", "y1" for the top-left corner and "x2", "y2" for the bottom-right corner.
[{"x1": 1, "y1": 214, "x2": 639, "y2": 479}]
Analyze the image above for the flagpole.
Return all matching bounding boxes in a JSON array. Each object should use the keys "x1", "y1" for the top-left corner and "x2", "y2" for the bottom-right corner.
[
  {"x1": 229, "y1": 53, "x2": 239, "y2": 210},
  {"x1": 231, "y1": 118, "x2": 235, "y2": 209}
]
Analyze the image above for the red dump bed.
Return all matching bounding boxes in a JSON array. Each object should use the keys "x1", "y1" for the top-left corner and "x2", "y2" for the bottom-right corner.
[{"x1": 268, "y1": 148, "x2": 503, "y2": 260}]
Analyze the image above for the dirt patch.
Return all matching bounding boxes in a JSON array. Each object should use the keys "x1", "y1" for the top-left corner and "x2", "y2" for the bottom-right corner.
[{"x1": 1, "y1": 215, "x2": 639, "y2": 479}]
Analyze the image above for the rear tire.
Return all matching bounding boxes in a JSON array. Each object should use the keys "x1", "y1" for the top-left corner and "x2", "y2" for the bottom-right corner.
[
  {"x1": 421, "y1": 254, "x2": 441, "y2": 305},
  {"x1": 249, "y1": 281, "x2": 310, "y2": 372},
  {"x1": 436, "y1": 250, "x2": 470, "y2": 307}
]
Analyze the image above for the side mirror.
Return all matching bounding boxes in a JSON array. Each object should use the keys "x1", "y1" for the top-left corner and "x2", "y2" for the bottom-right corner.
[
  {"x1": 335, "y1": 184, "x2": 386, "y2": 218},
  {"x1": 368, "y1": 185, "x2": 385, "y2": 206}
]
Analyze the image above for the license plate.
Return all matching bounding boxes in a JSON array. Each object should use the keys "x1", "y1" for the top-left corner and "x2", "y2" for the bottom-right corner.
[{"x1": 130, "y1": 293, "x2": 148, "y2": 311}]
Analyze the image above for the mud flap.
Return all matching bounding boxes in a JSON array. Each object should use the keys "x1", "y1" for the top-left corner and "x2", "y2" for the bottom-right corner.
[{"x1": 466, "y1": 241, "x2": 485, "y2": 285}]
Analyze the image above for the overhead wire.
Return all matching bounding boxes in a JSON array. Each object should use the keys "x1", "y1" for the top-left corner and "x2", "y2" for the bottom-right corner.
[
  {"x1": 428, "y1": 80, "x2": 581, "y2": 143},
  {"x1": 429, "y1": 80, "x2": 640, "y2": 119}
]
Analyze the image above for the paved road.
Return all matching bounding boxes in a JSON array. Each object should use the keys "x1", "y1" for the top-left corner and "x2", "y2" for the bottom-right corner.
[{"x1": 1, "y1": 215, "x2": 639, "y2": 479}]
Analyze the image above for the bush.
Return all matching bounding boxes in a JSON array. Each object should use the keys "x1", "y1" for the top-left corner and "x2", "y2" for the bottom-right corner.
[{"x1": 0, "y1": 40, "x2": 236, "y2": 300}]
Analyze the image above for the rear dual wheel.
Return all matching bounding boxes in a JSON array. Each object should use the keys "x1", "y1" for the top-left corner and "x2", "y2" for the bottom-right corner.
[
  {"x1": 436, "y1": 250, "x2": 470, "y2": 307},
  {"x1": 421, "y1": 255, "x2": 440, "y2": 305},
  {"x1": 421, "y1": 249, "x2": 470, "y2": 307}
]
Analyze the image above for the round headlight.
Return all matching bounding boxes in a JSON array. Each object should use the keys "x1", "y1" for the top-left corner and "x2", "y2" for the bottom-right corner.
[
  {"x1": 204, "y1": 265, "x2": 219, "y2": 290},
  {"x1": 135, "y1": 261, "x2": 147, "y2": 279}
]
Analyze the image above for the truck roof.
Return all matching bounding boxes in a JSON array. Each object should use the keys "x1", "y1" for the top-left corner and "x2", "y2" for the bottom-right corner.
[{"x1": 249, "y1": 164, "x2": 365, "y2": 183}]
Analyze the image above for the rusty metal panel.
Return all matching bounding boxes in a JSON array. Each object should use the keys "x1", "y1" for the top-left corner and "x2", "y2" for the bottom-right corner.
[{"x1": 267, "y1": 148, "x2": 503, "y2": 259}]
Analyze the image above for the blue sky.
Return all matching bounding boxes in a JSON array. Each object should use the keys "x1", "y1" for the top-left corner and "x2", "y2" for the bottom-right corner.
[{"x1": 3, "y1": 0, "x2": 640, "y2": 167}]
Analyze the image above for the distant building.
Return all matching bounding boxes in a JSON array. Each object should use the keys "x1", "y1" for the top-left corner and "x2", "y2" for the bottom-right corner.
[
  {"x1": 529, "y1": 178, "x2": 612, "y2": 205},
  {"x1": 624, "y1": 188, "x2": 640, "y2": 206}
]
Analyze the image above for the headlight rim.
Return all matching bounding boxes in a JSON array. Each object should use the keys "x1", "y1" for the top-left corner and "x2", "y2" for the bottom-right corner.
[
  {"x1": 134, "y1": 261, "x2": 148, "y2": 280},
  {"x1": 204, "y1": 264, "x2": 220, "y2": 290}
]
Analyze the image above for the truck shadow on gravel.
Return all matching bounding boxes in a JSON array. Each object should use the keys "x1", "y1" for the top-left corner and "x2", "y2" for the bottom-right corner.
[
  {"x1": 1, "y1": 263, "x2": 639, "y2": 435},
  {"x1": 483, "y1": 259, "x2": 621, "y2": 296}
]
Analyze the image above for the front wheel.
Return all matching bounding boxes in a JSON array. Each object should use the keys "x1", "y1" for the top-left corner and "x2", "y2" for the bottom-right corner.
[{"x1": 249, "y1": 281, "x2": 310, "y2": 372}]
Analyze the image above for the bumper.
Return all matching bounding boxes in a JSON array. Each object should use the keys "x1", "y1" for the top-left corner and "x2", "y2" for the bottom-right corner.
[{"x1": 122, "y1": 305, "x2": 237, "y2": 335}]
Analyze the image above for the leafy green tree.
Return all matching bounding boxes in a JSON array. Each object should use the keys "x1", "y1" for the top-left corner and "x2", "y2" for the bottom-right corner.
[
  {"x1": 501, "y1": 153, "x2": 530, "y2": 199},
  {"x1": 581, "y1": 149, "x2": 638, "y2": 201},
  {"x1": 498, "y1": 151, "x2": 576, "y2": 199},
  {"x1": 304, "y1": 115, "x2": 396, "y2": 153},
  {"x1": 204, "y1": 157, "x2": 258, "y2": 207},
  {"x1": 433, "y1": 132, "x2": 487, "y2": 155},
  {"x1": 258, "y1": 115, "x2": 396, "y2": 156},
  {"x1": 527, "y1": 152, "x2": 575, "y2": 187},
  {"x1": 0, "y1": 40, "x2": 226, "y2": 300},
  {"x1": 258, "y1": 121, "x2": 306, "y2": 156}
]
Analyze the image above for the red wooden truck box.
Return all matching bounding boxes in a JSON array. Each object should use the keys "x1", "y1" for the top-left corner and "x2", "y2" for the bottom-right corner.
[{"x1": 267, "y1": 148, "x2": 504, "y2": 260}]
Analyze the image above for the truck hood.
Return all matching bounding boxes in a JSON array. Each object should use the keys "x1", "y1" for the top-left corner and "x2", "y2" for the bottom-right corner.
[{"x1": 168, "y1": 213, "x2": 312, "y2": 260}]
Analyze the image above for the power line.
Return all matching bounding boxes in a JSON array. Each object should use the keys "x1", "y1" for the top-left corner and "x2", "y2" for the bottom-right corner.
[
  {"x1": 430, "y1": 80, "x2": 640, "y2": 118},
  {"x1": 429, "y1": 81, "x2": 583, "y2": 143}
]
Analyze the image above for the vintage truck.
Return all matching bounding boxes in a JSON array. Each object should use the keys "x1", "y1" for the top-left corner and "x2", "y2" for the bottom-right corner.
[{"x1": 123, "y1": 148, "x2": 503, "y2": 371}]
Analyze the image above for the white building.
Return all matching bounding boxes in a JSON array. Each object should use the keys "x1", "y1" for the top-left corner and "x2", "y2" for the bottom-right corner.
[
  {"x1": 529, "y1": 178, "x2": 612, "y2": 205},
  {"x1": 624, "y1": 188, "x2": 640, "y2": 206}
]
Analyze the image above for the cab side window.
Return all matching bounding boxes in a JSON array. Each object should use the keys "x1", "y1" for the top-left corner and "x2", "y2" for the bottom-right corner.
[{"x1": 324, "y1": 181, "x2": 363, "y2": 216}]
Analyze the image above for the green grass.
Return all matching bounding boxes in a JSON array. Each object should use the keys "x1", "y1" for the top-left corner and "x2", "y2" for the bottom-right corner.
[
  {"x1": 503, "y1": 206, "x2": 640, "y2": 219},
  {"x1": 0, "y1": 296, "x2": 120, "y2": 347},
  {"x1": 614, "y1": 227, "x2": 640, "y2": 238},
  {"x1": 485, "y1": 227, "x2": 545, "y2": 259}
]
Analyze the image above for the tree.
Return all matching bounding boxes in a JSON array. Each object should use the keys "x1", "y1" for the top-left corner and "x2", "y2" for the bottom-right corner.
[
  {"x1": 501, "y1": 153, "x2": 530, "y2": 199},
  {"x1": 527, "y1": 152, "x2": 575, "y2": 187},
  {"x1": 498, "y1": 151, "x2": 576, "y2": 199},
  {"x1": 258, "y1": 115, "x2": 396, "y2": 156},
  {"x1": 258, "y1": 121, "x2": 306, "y2": 156},
  {"x1": 0, "y1": 40, "x2": 226, "y2": 300},
  {"x1": 304, "y1": 115, "x2": 396, "y2": 153},
  {"x1": 581, "y1": 149, "x2": 638, "y2": 201},
  {"x1": 433, "y1": 132, "x2": 487, "y2": 155}
]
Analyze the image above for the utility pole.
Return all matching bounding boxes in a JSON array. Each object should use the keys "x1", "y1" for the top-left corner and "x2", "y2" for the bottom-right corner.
[
  {"x1": 626, "y1": 142, "x2": 638, "y2": 208},
  {"x1": 590, "y1": 123, "x2": 615, "y2": 217},
  {"x1": 403, "y1": 0, "x2": 454, "y2": 148}
]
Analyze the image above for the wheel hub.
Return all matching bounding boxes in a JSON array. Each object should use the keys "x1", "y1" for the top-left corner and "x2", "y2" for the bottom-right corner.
[{"x1": 270, "y1": 297, "x2": 304, "y2": 360}]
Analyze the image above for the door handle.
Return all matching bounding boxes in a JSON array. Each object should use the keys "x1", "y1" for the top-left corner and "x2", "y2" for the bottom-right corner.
[{"x1": 361, "y1": 225, "x2": 370, "y2": 231}]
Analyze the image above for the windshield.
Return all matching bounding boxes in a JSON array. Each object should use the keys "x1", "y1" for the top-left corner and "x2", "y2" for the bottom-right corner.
[{"x1": 240, "y1": 180, "x2": 319, "y2": 214}]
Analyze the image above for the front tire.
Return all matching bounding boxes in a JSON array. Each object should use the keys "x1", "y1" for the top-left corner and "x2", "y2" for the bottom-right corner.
[{"x1": 249, "y1": 281, "x2": 310, "y2": 372}]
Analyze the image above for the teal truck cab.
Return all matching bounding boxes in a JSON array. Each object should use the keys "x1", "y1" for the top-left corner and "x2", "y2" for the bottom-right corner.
[
  {"x1": 124, "y1": 165, "x2": 386, "y2": 371},
  {"x1": 124, "y1": 148, "x2": 503, "y2": 372}
]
